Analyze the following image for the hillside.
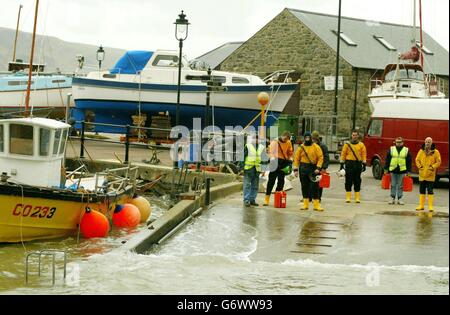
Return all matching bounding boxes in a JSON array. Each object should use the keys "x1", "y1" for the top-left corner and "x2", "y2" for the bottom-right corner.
[{"x1": 0, "y1": 27, "x2": 126, "y2": 73}]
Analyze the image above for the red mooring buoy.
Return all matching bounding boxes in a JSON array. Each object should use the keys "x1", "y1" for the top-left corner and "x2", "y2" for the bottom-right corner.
[
  {"x1": 80, "y1": 207, "x2": 110, "y2": 238},
  {"x1": 113, "y1": 203, "x2": 141, "y2": 227}
]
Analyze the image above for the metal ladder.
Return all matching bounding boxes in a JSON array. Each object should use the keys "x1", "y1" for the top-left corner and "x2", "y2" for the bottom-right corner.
[{"x1": 25, "y1": 250, "x2": 67, "y2": 285}]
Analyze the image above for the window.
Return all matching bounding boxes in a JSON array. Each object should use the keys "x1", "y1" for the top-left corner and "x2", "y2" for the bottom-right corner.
[
  {"x1": 7, "y1": 80, "x2": 34, "y2": 86},
  {"x1": 373, "y1": 35, "x2": 396, "y2": 51},
  {"x1": 0, "y1": 125, "x2": 3, "y2": 152},
  {"x1": 152, "y1": 55, "x2": 179, "y2": 67},
  {"x1": 415, "y1": 41, "x2": 433, "y2": 55},
  {"x1": 368, "y1": 119, "x2": 383, "y2": 137},
  {"x1": 232, "y1": 77, "x2": 250, "y2": 84},
  {"x1": 384, "y1": 68, "x2": 425, "y2": 81},
  {"x1": 185, "y1": 75, "x2": 226, "y2": 83},
  {"x1": 59, "y1": 129, "x2": 68, "y2": 155},
  {"x1": 53, "y1": 129, "x2": 62, "y2": 156},
  {"x1": 10, "y1": 124, "x2": 34, "y2": 156},
  {"x1": 209, "y1": 76, "x2": 226, "y2": 83},
  {"x1": 52, "y1": 79, "x2": 66, "y2": 84},
  {"x1": 103, "y1": 74, "x2": 117, "y2": 79},
  {"x1": 332, "y1": 30, "x2": 357, "y2": 46},
  {"x1": 39, "y1": 128, "x2": 51, "y2": 156}
]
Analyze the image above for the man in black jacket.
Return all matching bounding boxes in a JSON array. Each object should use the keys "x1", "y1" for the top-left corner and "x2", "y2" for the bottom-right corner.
[
  {"x1": 312, "y1": 131, "x2": 329, "y2": 202},
  {"x1": 384, "y1": 137, "x2": 412, "y2": 205}
]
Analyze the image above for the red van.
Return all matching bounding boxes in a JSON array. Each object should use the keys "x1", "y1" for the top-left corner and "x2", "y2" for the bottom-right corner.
[{"x1": 365, "y1": 98, "x2": 449, "y2": 181}]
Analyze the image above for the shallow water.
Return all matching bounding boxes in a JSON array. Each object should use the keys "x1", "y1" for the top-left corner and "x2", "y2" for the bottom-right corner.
[{"x1": 0, "y1": 196, "x2": 448, "y2": 295}]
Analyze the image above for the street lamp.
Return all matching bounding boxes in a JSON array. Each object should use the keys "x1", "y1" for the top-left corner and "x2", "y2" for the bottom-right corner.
[
  {"x1": 174, "y1": 10, "x2": 189, "y2": 127},
  {"x1": 96, "y1": 45, "x2": 105, "y2": 70}
]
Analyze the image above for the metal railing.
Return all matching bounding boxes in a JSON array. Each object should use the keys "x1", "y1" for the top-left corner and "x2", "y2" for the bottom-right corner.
[
  {"x1": 73, "y1": 120, "x2": 173, "y2": 164},
  {"x1": 25, "y1": 250, "x2": 67, "y2": 286}
]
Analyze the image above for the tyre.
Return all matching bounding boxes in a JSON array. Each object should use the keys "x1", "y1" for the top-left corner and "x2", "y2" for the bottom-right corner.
[{"x1": 372, "y1": 158, "x2": 383, "y2": 180}]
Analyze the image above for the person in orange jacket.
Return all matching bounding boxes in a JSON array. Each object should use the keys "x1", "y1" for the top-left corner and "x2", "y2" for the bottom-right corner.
[
  {"x1": 415, "y1": 137, "x2": 441, "y2": 213},
  {"x1": 293, "y1": 131, "x2": 324, "y2": 211},
  {"x1": 340, "y1": 129, "x2": 367, "y2": 203},
  {"x1": 263, "y1": 130, "x2": 293, "y2": 206}
]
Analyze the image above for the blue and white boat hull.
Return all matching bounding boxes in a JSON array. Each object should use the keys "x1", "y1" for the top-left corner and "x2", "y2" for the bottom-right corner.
[
  {"x1": 0, "y1": 74, "x2": 73, "y2": 117},
  {"x1": 72, "y1": 77, "x2": 297, "y2": 132}
]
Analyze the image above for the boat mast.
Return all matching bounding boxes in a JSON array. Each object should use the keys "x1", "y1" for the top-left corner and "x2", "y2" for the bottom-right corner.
[
  {"x1": 419, "y1": 0, "x2": 424, "y2": 70},
  {"x1": 24, "y1": 0, "x2": 39, "y2": 117},
  {"x1": 12, "y1": 4, "x2": 23, "y2": 62},
  {"x1": 411, "y1": 0, "x2": 416, "y2": 45}
]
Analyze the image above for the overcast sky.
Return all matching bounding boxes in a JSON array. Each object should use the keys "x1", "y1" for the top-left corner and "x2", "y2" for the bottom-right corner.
[{"x1": 1, "y1": 0, "x2": 448, "y2": 59}]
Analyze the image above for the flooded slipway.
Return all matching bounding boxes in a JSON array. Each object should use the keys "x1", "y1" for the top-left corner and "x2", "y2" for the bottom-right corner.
[{"x1": 0, "y1": 197, "x2": 448, "y2": 294}]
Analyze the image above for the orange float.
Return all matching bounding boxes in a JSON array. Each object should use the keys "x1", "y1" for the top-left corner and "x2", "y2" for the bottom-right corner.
[
  {"x1": 257, "y1": 92, "x2": 270, "y2": 106},
  {"x1": 80, "y1": 207, "x2": 110, "y2": 238},
  {"x1": 113, "y1": 203, "x2": 141, "y2": 227}
]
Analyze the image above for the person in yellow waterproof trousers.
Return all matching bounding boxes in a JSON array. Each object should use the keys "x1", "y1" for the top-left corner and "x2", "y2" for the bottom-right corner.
[
  {"x1": 415, "y1": 137, "x2": 441, "y2": 213},
  {"x1": 263, "y1": 131, "x2": 294, "y2": 206},
  {"x1": 340, "y1": 130, "x2": 367, "y2": 203},
  {"x1": 293, "y1": 132, "x2": 324, "y2": 211}
]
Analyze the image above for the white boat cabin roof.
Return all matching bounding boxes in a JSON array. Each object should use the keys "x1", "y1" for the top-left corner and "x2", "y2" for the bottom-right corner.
[
  {"x1": 0, "y1": 117, "x2": 70, "y2": 129},
  {"x1": 371, "y1": 98, "x2": 449, "y2": 121}
]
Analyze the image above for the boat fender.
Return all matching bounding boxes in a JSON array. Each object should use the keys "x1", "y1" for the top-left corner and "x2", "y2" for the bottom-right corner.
[
  {"x1": 129, "y1": 196, "x2": 152, "y2": 223},
  {"x1": 113, "y1": 204, "x2": 141, "y2": 227},
  {"x1": 80, "y1": 207, "x2": 110, "y2": 238}
]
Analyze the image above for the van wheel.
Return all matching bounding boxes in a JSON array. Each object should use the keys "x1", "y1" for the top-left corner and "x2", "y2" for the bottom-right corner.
[{"x1": 372, "y1": 159, "x2": 383, "y2": 180}]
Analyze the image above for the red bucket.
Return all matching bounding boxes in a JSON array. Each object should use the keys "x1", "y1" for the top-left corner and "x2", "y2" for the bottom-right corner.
[
  {"x1": 403, "y1": 175, "x2": 413, "y2": 192},
  {"x1": 381, "y1": 173, "x2": 391, "y2": 189},
  {"x1": 274, "y1": 191, "x2": 287, "y2": 208},
  {"x1": 319, "y1": 172, "x2": 330, "y2": 188}
]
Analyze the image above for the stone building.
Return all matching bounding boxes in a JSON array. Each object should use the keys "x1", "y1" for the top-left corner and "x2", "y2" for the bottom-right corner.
[{"x1": 196, "y1": 8, "x2": 449, "y2": 135}]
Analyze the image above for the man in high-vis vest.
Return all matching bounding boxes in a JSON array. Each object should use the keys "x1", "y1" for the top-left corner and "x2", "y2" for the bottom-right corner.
[
  {"x1": 243, "y1": 133, "x2": 267, "y2": 207},
  {"x1": 383, "y1": 137, "x2": 412, "y2": 205}
]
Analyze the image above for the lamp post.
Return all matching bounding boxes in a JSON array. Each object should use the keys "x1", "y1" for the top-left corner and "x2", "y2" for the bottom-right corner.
[
  {"x1": 174, "y1": 10, "x2": 189, "y2": 127},
  {"x1": 96, "y1": 45, "x2": 105, "y2": 70},
  {"x1": 333, "y1": 0, "x2": 342, "y2": 136}
]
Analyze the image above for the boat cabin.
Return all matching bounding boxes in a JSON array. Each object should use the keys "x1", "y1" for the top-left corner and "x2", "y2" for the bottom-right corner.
[
  {"x1": 0, "y1": 117, "x2": 70, "y2": 188},
  {"x1": 381, "y1": 63, "x2": 425, "y2": 82},
  {"x1": 95, "y1": 50, "x2": 265, "y2": 86}
]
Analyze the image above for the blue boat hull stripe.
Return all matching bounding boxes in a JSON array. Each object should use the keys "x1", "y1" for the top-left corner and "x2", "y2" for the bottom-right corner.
[{"x1": 72, "y1": 77, "x2": 297, "y2": 93}]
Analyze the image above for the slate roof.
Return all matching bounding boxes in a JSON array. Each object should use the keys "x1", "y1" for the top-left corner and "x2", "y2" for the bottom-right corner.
[
  {"x1": 193, "y1": 42, "x2": 243, "y2": 70},
  {"x1": 288, "y1": 8, "x2": 449, "y2": 76}
]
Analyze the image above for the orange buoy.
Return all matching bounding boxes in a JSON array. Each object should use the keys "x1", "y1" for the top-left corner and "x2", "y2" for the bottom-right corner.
[
  {"x1": 113, "y1": 203, "x2": 141, "y2": 227},
  {"x1": 129, "y1": 196, "x2": 152, "y2": 223},
  {"x1": 257, "y1": 92, "x2": 270, "y2": 106},
  {"x1": 80, "y1": 207, "x2": 110, "y2": 238}
]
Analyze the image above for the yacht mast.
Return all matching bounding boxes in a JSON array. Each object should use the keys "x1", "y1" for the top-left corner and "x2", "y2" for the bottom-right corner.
[
  {"x1": 419, "y1": 0, "x2": 424, "y2": 70},
  {"x1": 24, "y1": 0, "x2": 39, "y2": 117},
  {"x1": 12, "y1": 4, "x2": 23, "y2": 62},
  {"x1": 411, "y1": 0, "x2": 416, "y2": 45}
]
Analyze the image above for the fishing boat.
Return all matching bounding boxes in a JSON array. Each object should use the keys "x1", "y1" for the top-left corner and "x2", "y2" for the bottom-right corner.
[
  {"x1": 0, "y1": 117, "x2": 137, "y2": 242},
  {"x1": 71, "y1": 50, "x2": 298, "y2": 133},
  {"x1": 0, "y1": 0, "x2": 136, "y2": 243}
]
